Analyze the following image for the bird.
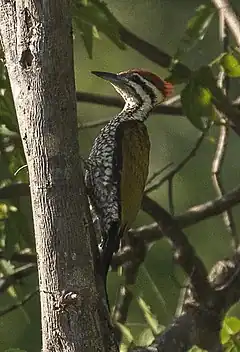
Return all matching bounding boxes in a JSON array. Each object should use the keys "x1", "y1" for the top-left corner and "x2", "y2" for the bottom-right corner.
[{"x1": 85, "y1": 69, "x2": 173, "y2": 288}]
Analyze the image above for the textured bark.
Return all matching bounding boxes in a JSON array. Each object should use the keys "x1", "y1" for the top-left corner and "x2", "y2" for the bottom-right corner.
[{"x1": 0, "y1": 1, "x2": 117, "y2": 351}]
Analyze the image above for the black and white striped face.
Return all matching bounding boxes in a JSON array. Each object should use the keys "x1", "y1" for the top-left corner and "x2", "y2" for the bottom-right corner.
[{"x1": 92, "y1": 69, "x2": 173, "y2": 107}]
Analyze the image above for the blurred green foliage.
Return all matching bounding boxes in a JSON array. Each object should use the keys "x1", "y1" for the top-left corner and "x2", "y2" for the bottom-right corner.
[
  {"x1": 220, "y1": 53, "x2": 240, "y2": 77},
  {"x1": 1, "y1": 0, "x2": 240, "y2": 351},
  {"x1": 221, "y1": 317, "x2": 240, "y2": 350}
]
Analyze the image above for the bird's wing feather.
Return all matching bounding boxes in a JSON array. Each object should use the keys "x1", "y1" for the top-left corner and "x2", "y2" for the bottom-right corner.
[{"x1": 113, "y1": 120, "x2": 150, "y2": 234}]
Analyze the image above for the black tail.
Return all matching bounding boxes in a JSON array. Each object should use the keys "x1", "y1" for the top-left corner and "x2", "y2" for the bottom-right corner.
[
  {"x1": 101, "y1": 222, "x2": 120, "y2": 283},
  {"x1": 100, "y1": 221, "x2": 121, "y2": 309}
]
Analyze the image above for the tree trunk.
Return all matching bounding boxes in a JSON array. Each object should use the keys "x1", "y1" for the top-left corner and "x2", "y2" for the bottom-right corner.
[{"x1": 0, "y1": 1, "x2": 118, "y2": 351}]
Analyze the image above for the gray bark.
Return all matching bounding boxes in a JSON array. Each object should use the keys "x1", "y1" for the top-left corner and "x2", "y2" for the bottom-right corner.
[{"x1": 0, "y1": 1, "x2": 118, "y2": 351}]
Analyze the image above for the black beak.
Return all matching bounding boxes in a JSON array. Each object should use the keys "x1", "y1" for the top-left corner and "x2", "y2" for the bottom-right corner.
[{"x1": 91, "y1": 71, "x2": 121, "y2": 84}]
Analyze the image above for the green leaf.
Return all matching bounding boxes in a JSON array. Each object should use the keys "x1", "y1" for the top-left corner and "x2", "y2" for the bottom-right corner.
[
  {"x1": 119, "y1": 343, "x2": 128, "y2": 352},
  {"x1": 136, "y1": 328, "x2": 155, "y2": 347},
  {"x1": 92, "y1": 25, "x2": 100, "y2": 39},
  {"x1": 115, "y1": 322, "x2": 134, "y2": 345},
  {"x1": 221, "y1": 317, "x2": 240, "y2": 349},
  {"x1": 224, "y1": 317, "x2": 240, "y2": 336},
  {"x1": 137, "y1": 296, "x2": 162, "y2": 335},
  {"x1": 72, "y1": 0, "x2": 125, "y2": 52},
  {"x1": 181, "y1": 80, "x2": 213, "y2": 131},
  {"x1": 173, "y1": 4, "x2": 215, "y2": 62},
  {"x1": 225, "y1": 342, "x2": 240, "y2": 352},
  {"x1": 141, "y1": 264, "x2": 167, "y2": 314},
  {"x1": 74, "y1": 20, "x2": 93, "y2": 59},
  {"x1": 194, "y1": 66, "x2": 227, "y2": 102},
  {"x1": 194, "y1": 66, "x2": 240, "y2": 120},
  {"x1": 220, "y1": 53, "x2": 240, "y2": 77},
  {"x1": 221, "y1": 326, "x2": 231, "y2": 345}
]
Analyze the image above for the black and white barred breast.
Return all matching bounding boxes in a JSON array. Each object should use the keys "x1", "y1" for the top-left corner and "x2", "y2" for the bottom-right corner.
[{"x1": 85, "y1": 117, "x2": 121, "y2": 235}]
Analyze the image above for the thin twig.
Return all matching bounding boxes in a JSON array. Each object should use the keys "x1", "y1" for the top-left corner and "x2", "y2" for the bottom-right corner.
[
  {"x1": 163, "y1": 94, "x2": 181, "y2": 106},
  {"x1": 0, "y1": 289, "x2": 38, "y2": 317},
  {"x1": 175, "y1": 277, "x2": 191, "y2": 318},
  {"x1": 114, "y1": 182, "x2": 240, "y2": 265},
  {"x1": 211, "y1": 10, "x2": 239, "y2": 251},
  {"x1": 76, "y1": 91, "x2": 240, "y2": 121},
  {"x1": 0, "y1": 250, "x2": 36, "y2": 263},
  {"x1": 141, "y1": 264, "x2": 168, "y2": 318},
  {"x1": 112, "y1": 236, "x2": 147, "y2": 343},
  {"x1": 131, "y1": 251, "x2": 240, "y2": 352},
  {"x1": 141, "y1": 196, "x2": 213, "y2": 302},
  {"x1": 77, "y1": 92, "x2": 183, "y2": 131},
  {"x1": 176, "y1": 184, "x2": 240, "y2": 228},
  {"x1": 211, "y1": 124, "x2": 239, "y2": 250},
  {"x1": 0, "y1": 183, "x2": 239, "y2": 310},
  {"x1": 78, "y1": 117, "x2": 111, "y2": 130},
  {"x1": 76, "y1": 90, "x2": 240, "y2": 138},
  {"x1": 145, "y1": 132, "x2": 206, "y2": 194},
  {"x1": 0, "y1": 183, "x2": 239, "y2": 280},
  {"x1": 0, "y1": 263, "x2": 36, "y2": 294},
  {"x1": 146, "y1": 162, "x2": 173, "y2": 186},
  {"x1": 117, "y1": 22, "x2": 191, "y2": 76},
  {"x1": 0, "y1": 181, "x2": 239, "y2": 258}
]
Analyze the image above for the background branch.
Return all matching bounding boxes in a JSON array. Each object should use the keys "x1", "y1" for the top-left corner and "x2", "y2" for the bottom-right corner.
[
  {"x1": 76, "y1": 90, "x2": 240, "y2": 139},
  {"x1": 117, "y1": 21, "x2": 191, "y2": 77},
  {"x1": 142, "y1": 196, "x2": 212, "y2": 301},
  {"x1": 176, "y1": 184, "x2": 240, "y2": 228},
  {"x1": 211, "y1": 0, "x2": 240, "y2": 47},
  {"x1": 131, "y1": 251, "x2": 240, "y2": 352},
  {"x1": 211, "y1": 10, "x2": 239, "y2": 251},
  {"x1": 0, "y1": 182, "x2": 239, "y2": 268},
  {"x1": 76, "y1": 92, "x2": 183, "y2": 130},
  {"x1": 113, "y1": 184, "x2": 240, "y2": 268},
  {"x1": 112, "y1": 237, "x2": 146, "y2": 343},
  {"x1": 0, "y1": 263, "x2": 36, "y2": 294},
  {"x1": 0, "y1": 289, "x2": 38, "y2": 317},
  {"x1": 145, "y1": 131, "x2": 206, "y2": 195}
]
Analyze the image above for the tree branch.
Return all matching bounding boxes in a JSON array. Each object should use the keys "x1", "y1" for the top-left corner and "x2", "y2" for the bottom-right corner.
[
  {"x1": 211, "y1": 0, "x2": 240, "y2": 47},
  {"x1": 0, "y1": 289, "x2": 38, "y2": 317},
  {"x1": 145, "y1": 131, "x2": 206, "y2": 194},
  {"x1": 141, "y1": 196, "x2": 212, "y2": 302},
  {"x1": 131, "y1": 251, "x2": 240, "y2": 351},
  {"x1": 1, "y1": 180, "x2": 237, "y2": 270},
  {"x1": 176, "y1": 184, "x2": 240, "y2": 228},
  {"x1": 211, "y1": 9, "x2": 239, "y2": 251},
  {"x1": 112, "y1": 235, "x2": 147, "y2": 343},
  {"x1": 0, "y1": 181, "x2": 239, "y2": 241},
  {"x1": 1, "y1": 182, "x2": 240, "y2": 351},
  {"x1": 0, "y1": 263, "x2": 36, "y2": 294},
  {"x1": 76, "y1": 91, "x2": 183, "y2": 130},
  {"x1": 0, "y1": 249, "x2": 36, "y2": 264},
  {"x1": 112, "y1": 183, "x2": 240, "y2": 267},
  {"x1": 76, "y1": 90, "x2": 240, "y2": 140},
  {"x1": 117, "y1": 21, "x2": 191, "y2": 78},
  {"x1": 0, "y1": 183, "x2": 30, "y2": 199}
]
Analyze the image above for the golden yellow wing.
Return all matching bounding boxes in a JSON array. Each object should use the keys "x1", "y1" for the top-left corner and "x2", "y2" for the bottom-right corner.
[{"x1": 114, "y1": 120, "x2": 150, "y2": 234}]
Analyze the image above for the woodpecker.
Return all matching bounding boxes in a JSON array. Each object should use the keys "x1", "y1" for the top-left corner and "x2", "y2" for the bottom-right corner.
[{"x1": 85, "y1": 69, "x2": 173, "y2": 284}]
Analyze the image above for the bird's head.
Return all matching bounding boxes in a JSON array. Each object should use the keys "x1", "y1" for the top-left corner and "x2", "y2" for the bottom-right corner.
[{"x1": 92, "y1": 69, "x2": 173, "y2": 109}]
